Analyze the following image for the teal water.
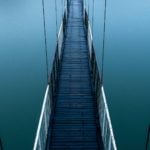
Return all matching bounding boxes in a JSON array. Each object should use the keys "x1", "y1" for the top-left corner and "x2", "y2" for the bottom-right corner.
[
  {"x1": 0, "y1": 0, "x2": 150, "y2": 149},
  {"x1": 87, "y1": 0, "x2": 150, "y2": 149},
  {"x1": 0, "y1": 0, "x2": 63, "y2": 149}
]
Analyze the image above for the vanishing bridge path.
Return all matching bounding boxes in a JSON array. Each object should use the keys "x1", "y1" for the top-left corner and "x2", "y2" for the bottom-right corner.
[
  {"x1": 49, "y1": 0, "x2": 103, "y2": 149},
  {"x1": 33, "y1": 0, "x2": 117, "y2": 150}
]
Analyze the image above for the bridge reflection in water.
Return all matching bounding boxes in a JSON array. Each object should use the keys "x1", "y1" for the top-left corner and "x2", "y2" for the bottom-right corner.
[{"x1": 33, "y1": 0, "x2": 117, "y2": 149}]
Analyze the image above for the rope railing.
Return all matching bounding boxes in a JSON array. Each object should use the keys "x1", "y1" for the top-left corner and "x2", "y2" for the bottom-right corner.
[{"x1": 83, "y1": 4, "x2": 117, "y2": 150}]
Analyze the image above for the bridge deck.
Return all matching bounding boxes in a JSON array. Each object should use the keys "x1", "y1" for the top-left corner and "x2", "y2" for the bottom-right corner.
[{"x1": 49, "y1": 0, "x2": 103, "y2": 149}]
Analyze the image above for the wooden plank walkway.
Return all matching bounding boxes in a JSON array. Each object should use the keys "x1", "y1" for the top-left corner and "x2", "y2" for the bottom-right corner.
[{"x1": 49, "y1": 0, "x2": 103, "y2": 149}]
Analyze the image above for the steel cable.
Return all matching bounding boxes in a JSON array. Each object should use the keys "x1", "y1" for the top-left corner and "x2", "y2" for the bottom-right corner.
[
  {"x1": 101, "y1": 0, "x2": 107, "y2": 85},
  {"x1": 42, "y1": 0, "x2": 49, "y2": 83}
]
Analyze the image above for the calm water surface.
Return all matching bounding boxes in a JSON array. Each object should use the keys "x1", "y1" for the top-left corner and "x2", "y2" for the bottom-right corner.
[{"x1": 0, "y1": 0, "x2": 150, "y2": 149}]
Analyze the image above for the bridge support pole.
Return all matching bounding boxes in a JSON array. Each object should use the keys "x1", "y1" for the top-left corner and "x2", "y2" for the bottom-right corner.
[{"x1": 0, "y1": 138, "x2": 3, "y2": 150}]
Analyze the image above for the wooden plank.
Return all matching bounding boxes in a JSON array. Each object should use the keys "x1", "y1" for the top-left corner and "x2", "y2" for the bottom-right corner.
[{"x1": 48, "y1": 0, "x2": 103, "y2": 149}]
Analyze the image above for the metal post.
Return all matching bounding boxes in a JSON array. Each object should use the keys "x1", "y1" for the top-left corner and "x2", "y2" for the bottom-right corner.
[
  {"x1": 104, "y1": 120, "x2": 108, "y2": 147},
  {"x1": 0, "y1": 138, "x2": 3, "y2": 150},
  {"x1": 145, "y1": 125, "x2": 150, "y2": 150},
  {"x1": 38, "y1": 138, "x2": 42, "y2": 150},
  {"x1": 67, "y1": 0, "x2": 69, "y2": 16},
  {"x1": 44, "y1": 111, "x2": 48, "y2": 135},
  {"x1": 108, "y1": 134, "x2": 112, "y2": 150},
  {"x1": 102, "y1": 110, "x2": 106, "y2": 137}
]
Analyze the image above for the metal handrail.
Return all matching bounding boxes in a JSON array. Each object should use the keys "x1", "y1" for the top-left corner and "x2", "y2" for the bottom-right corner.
[
  {"x1": 33, "y1": 86, "x2": 50, "y2": 150},
  {"x1": 33, "y1": 1, "x2": 117, "y2": 149},
  {"x1": 84, "y1": 5, "x2": 117, "y2": 150},
  {"x1": 33, "y1": 2, "x2": 68, "y2": 150}
]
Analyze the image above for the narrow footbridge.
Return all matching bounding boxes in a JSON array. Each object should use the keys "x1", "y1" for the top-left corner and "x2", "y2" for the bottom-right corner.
[{"x1": 33, "y1": 0, "x2": 117, "y2": 149}]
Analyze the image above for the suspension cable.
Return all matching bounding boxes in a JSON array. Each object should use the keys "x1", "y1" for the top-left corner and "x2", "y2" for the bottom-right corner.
[
  {"x1": 42, "y1": 0, "x2": 49, "y2": 83},
  {"x1": 61, "y1": 0, "x2": 64, "y2": 19},
  {"x1": 88, "y1": 0, "x2": 90, "y2": 16},
  {"x1": 61, "y1": 0, "x2": 63, "y2": 19},
  {"x1": 55, "y1": 0, "x2": 58, "y2": 39},
  {"x1": 92, "y1": 0, "x2": 95, "y2": 33},
  {"x1": 101, "y1": 0, "x2": 107, "y2": 85}
]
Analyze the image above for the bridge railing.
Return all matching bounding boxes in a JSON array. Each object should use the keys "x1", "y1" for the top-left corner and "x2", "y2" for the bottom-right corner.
[
  {"x1": 84, "y1": 8, "x2": 117, "y2": 150},
  {"x1": 33, "y1": 85, "x2": 51, "y2": 150},
  {"x1": 33, "y1": 2, "x2": 68, "y2": 150}
]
